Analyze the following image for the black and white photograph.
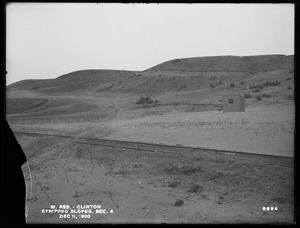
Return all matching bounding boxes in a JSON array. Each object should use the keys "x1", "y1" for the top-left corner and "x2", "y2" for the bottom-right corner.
[{"x1": 4, "y1": 3, "x2": 294, "y2": 224}]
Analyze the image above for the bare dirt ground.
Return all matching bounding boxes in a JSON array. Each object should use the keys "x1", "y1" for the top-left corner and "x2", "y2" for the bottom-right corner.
[
  {"x1": 106, "y1": 104, "x2": 294, "y2": 158},
  {"x1": 19, "y1": 133, "x2": 293, "y2": 224},
  {"x1": 7, "y1": 62, "x2": 295, "y2": 224}
]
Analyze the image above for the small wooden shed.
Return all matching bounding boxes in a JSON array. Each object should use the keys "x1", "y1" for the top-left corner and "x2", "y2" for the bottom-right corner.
[{"x1": 223, "y1": 95, "x2": 245, "y2": 112}]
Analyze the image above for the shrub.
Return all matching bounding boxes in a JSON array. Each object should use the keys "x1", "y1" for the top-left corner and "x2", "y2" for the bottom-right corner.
[
  {"x1": 172, "y1": 59, "x2": 181, "y2": 63},
  {"x1": 188, "y1": 184, "x2": 204, "y2": 193},
  {"x1": 169, "y1": 181, "x2": 180, "y2": 188},
  {"x1": 287, "y1": 86, "x2": 292, "y2": 90},
  {"x1": 230, "y1": 83, "x2": 235, "y2": 87},
  {"x1": 244, "y1": 93, "x2": 251, "y2": 98},
  {"x1": 257, "y1": 96, "x2": 262, "y2": 101},
  {"x1": 262, "y1": 93, "x2": 271, "y2": 98},
  {"x1": 178, "y1": 84, "x2": 187, "y2": 91},
  {"x1": 240, "y1": 81, "x2": 245, "y2": 85},
  {"x1": 253, "y1": 88, "x2": 261, "y2": 93},
  {"x1": 136, "y1": 96, "x2": 155, "y2": 105},
  {"x1": 210, "y1": 84, "x2": 216, "y2": 88},
  {"x1": 263, "y1": 81, "x2": 280, "y2": 87}
]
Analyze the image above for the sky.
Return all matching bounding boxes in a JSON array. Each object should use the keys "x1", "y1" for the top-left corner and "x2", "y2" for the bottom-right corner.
[{"x1": 6, "y1": 3, "x2": 294, "y2": 85}]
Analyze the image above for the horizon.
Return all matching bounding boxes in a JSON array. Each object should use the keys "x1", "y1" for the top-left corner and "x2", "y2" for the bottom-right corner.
[
  {"x1": 6, "y1": 3, "x2": 294, "y2": 85},
  {"x1": 7, "y1": 53, "x2": 294, "y2": 85}
]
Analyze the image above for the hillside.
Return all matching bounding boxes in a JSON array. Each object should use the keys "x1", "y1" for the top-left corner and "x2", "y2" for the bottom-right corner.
[
  {"x1": 144, "y1": 55, "x2": 294, "y2": 73},
  {"x1": 6, "y1": 54, "x2": 294, "y2": 117},
  {"x1": 7, "y1": 55, "x2": 294, "y2": 97},
  {"x1": 7, "y1": 69, "x2": 138, "y2": 94}
]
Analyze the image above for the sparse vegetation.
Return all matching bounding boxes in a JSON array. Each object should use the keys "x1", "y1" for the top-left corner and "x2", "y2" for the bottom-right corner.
[
  {"x1": 169, "y1": 181, "x2": 180, "y2": 188},
  {"x1": 174, "y1": 199, "x2": 184, "y2": 206},
  {"x1": 171, "y1": 59, "x2": 181, "y2": 63},
  {"x1": 257, "y1": 96, "x2": 262, "y2": 101},
  {"x1": 210, "y1": 84, "x2": 216, "y2": 88},
  {"x1": 250, "y1": 81, "x2": 280, "y2": 90},
  {"x1": 253, "y1": 88, "x2": 261, "y2": 93},
  {"x1": 240, "y1": 81, "x2": 245, "y2": 85},
  {"x1": 250, "y1": 85, "x2": 263, "y2": 89},
  {"x1": 230, "y1": 83, "x2": 235, "y2": 88},
  {"x1": 6, "y1": 98, "x2": 49, "y2": 115},
  {"x1": 216, "y1": 80, "x2": 223, "y2": 85},
  {"x1": 188, "y1": 184, "x2": 204, "y2": 193},
  {"x1": 178, "y1": 84, "x2": 187, "y2": 91},
  {"x1": 262, "y1": 94, "x2": 271, "y2": 98},
  {"x1": 263, "y1": 81, "x2": 280, "y2": 87},
  {"x1": 136, "y1": 96, "x2": 158, "y2": 105},
  {"x1": 244, "y1": 93, "x2": 251, "y2": 99},
  {"x1": 287, "y1": 86, "x2": 292, "y2": 90}
]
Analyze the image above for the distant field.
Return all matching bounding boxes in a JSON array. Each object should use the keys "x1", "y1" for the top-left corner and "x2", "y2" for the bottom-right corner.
[{"x1": 6, "y1": 98, "x2": 48, "y2": 115}]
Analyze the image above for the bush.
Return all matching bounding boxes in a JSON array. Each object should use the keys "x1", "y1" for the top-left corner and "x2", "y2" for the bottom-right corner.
[
  {"x1": 136, "y1": 96, "x2": 155, "y2": 105},
  {"x1": 172, "y1": 59, "x2": 181, "y2": 63},
  {"x1": 253, "y1": 88, "x2": 261, "y2": 93},
  {"x1": 244, "y1": 93, "x2": 251, "y2": 98},
  {"x1": 240, "y1": 81, "x2": 245, "y2": 85},
  {"x1": 262, "y1": 93, "x2": 271, "y2": 98},
  {"x1": 263, "y1": 81, "x2": 280, "y2": 87},
  {"x1": 169, "y1": 181, "x2": 180, "y2": 188},
  {"x1": 230, "y1": 83, "x2": 235, "y2": 87},
  {"x1": 210, "y1": 84, "x2": 215, "y2": 88},
  {"x1": 188, "y1": 184, "x2": 204, "y2": 193},
  {"x1": 257, "y1": 96, "x2": 262, "y2": 101},
  {"x1": 178, "y1": 84, "x2": 187, "y2": 91},
  {"x1": 249, "y1": 85, "x2": 260, "y2": 89},
  {"x1": 287, "y1": 86, "x2": 292, "y2": 90}
]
